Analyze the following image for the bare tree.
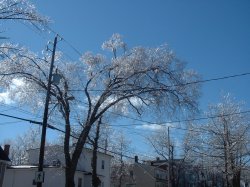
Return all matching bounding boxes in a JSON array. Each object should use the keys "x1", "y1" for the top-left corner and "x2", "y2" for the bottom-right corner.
[
  {"x1": 0, "y1": 0, "x2": 48, "y2": 28},
  {"x1": 0, "y1": 0, "x2": 49, "y2": 60},
  {"x1": 2, "y1": 126, "x2": 41, "y2": 165},
  {"x1": 0, "y1": 34, "x2": 200, "y2": 187},
  {"x1": 110, "y1": 131, "x2": 132, "y2": 187},
  {"x1": 147, "y1": 126, "x2": 191, "y2": 187},
  {"x1": 187, "y1": 94, "x2": 250, "y2": 187},
  {"x1": 147, "y1": 126, "x2": 173, "y2": 160}
]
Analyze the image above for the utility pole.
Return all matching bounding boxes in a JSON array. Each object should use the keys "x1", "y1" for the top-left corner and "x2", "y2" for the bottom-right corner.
[
  {"x1": 168, "y1": 126, "x2": 171, "y2": 187},
  {"x1": 37, "y1": 35, "x2": 58, "y2": 187},
  {"x1": 171, "y1": 145, "x2": 174, "y2": 187}
]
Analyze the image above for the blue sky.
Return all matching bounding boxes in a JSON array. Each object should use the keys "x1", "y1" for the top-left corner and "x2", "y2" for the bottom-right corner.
[{"x1": 1, "y1": 0, "x2": 250, "y2": 158}]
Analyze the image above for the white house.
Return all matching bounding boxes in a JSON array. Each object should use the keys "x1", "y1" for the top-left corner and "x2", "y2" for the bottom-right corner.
[
  {"x1": 111, "y1": 156, "x2": 168, "y2": 187},
  {"x1": 3, "y1": 145, "x2": 112, "y2": 187}
]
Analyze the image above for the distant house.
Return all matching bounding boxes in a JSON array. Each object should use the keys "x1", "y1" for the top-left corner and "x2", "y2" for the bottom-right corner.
[
  {"x1": 146, "y1": 158, "x2": 218, "y2": 187},
  {"x1": 112, "y1": 156, "x2": 225, "y2": 187},
  {"x1": 3, "y1": 145, "x2": 112, "y2": 187},
  {"x1": 149, "y1": 159, "x2": 229, "y2": 187},
  {"x1": 111, "y1": 157, "x2": 168, "y2": 187},
  {"x1": 131, "y1": 161, "x2": 168, "y2": 187},
  {"x1": 0, "y1": 145, "x2": 11, "y2": 187}
]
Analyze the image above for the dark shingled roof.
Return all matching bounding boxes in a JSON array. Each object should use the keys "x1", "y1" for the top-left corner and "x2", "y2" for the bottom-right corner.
[{"x1": 0, "y1": 146, "x2": 10, "y2": 162}]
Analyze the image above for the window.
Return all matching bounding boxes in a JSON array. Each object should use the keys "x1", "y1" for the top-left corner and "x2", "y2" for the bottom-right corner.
[
  {"x1": 101, "y1": 160, "x2": 105, "y2": 169},
  {"x1": 78, "y1": 177, "x2": 82, "y2": 187}
]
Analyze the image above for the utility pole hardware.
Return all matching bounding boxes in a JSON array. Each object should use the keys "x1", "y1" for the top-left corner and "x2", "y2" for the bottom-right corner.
[{"x1": 37, "y1": 35, "x2": 58, "y2": 187}]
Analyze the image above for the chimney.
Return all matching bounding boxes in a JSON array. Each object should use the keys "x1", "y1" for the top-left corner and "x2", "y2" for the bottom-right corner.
[
  {"x1": 156, "y1": 157, "x2": 160, "y2": 161},
  {"x1": 134, "y1": 155, "x2": 138, "y2": 163},
  {"x1": 4, "y1": 144, "x2": 10, "y2": 156}
]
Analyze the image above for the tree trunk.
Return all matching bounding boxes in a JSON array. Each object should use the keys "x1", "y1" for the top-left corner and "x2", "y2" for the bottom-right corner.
[
  {"x1": 118, "y1": 174, "x2": 123, "y2": 187},
  {"x1": 92, "y1": 118, "x2": 102, "y2": 187},
  {"x1": 67, "y1": 119, "x2": 95, "y2": 187},
  {"x1": 223, "y1": 119, "x2": 230, "y2": 187},
  {"x1": 92, "y1": 149, "x2": 99, "y2": 187},
  {"x1": 63, "y1": 109, "x2": 75, "y2": 187},
  {"x1": 118, "y1": 162, "x2": 124, "y2": 187},
  {"x1": 65, "y1": 165, "x2": 76, "y2": 187},
  {"x1": 232, "y1": 170, "x2": 241, "y2": 187}
]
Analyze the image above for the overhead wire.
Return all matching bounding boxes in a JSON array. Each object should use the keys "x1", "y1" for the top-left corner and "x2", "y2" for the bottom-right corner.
[
  {"x1": 0, "y1": 120, "x2": 23, "y2": 125},
  {"x1": 3, "y1": 27, "x2": 249, "y2": 135},
  {"x1": 12, "y1": 21, "x2": 250, "y2": 93},
  {"x1": 0, "y1": 111, "x2": 233, "y2": 164},
  {"x1": 1, "y1": 86, "x2": 250, "y2": 137},
  {"x1": 0, "y1": 112, "x2": 141, "y2": 160},
  {"x1": 73, "y1": 98, "x2": 250, "y2": 129},
  {"x1": 1, "y1": 16, "x2": 249, "y2": 165},
  {"x1": 67, "y1": 71, "x2": 250, "y2": 92},
  {"x1": 2, "y1": 24, "x2": 250, "y2": 161},
  {"x1": 45, "y1": 25, "x2": 83, "y2": 57},
  {"x1": 42, "y1": 26, "x2": 250, "y2": 94},
  {"x1": 2, "y1": 107, "x2": 248, "y2": 160}
]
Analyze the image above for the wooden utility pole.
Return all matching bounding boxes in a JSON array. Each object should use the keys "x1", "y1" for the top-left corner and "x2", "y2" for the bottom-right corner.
[
  {"x1": 37, "y1": 35, "x2": 58, "y2": 187},
  {"x1": 168, "y1": 126, "x2": 171, "y2": 187}
]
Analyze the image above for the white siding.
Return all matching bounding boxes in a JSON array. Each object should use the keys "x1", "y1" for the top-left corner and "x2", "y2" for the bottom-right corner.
[
  {"x1": 77, "y1": 149, "x2": 111, "y2": 187},
  {"x1": 5, "y1": 146, "x2": 112, "y2": 187},
  {"x1": 3, "y1": 167, "x2": 85, "y2": 187}
]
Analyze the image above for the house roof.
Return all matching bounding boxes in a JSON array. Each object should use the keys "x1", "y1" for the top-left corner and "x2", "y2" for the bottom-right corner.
[
  {"x1": 7, "y1": 165, "x2": 105, "y2": 177},
  {"x1": 0, "y1": 146, "x2": 11, "y2": 162},
  {"x1": 28, "y1": 145, "x2": 113, "y2": 158}
]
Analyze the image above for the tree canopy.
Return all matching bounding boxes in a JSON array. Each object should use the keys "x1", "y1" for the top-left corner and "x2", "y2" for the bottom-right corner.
[{"x1": 0, "y1": 33, "x2": 200, "y2": 187}]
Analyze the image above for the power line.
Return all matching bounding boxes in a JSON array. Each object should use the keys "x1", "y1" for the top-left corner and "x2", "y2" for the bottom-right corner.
[
  {"x1": 108, "y1": 112, "x2": 250, "y2": 135},
  {"x1": 0, "y1": 112, "x2": 136, "y2": 159},
  {"x1": 46, "y1": 26, "x2": 83, "y2": 57},
  {"x1": 43, "y1": 27, "x2": 250, "y2": 91},
  {"x1": 0, "y1": 102, "x2": 70, "y2": 127},
  {"x1": 2, "y1": 25, "x2": 250, "y2": 159},
  {"x1": 3, "y1": 20, "x2": 250, "y2": 125},
  {"x1": 109, "y1": 109, "x2": 250, "y2": 126},
  {"x1": 0, "y1": 103, "x2": 42, "y2": 117},
  {"x1": 183, "y1": 72, "x2": 250, "y2": 86},
  {"x1": 0, "y1": 121, "x2": 23, "y2": 125},
  {"x1": 67, "y1": 71, "x2": 250, "y2": 92},
  {"x1": 0, "y1": 112, "x2": 43, "y2": 125},
  {"x1": 1, "y1": 105, "x2": 250, "y2": 159},
  {"x1": 4, "y1": 15, "x2": 250, "y2": 163},
  {"x1": 18, "y1": 21, "x2": 250, "y2": 94},
  {"x1": 1, "y1": 95, "x2": 250, "y2": 135},
  {"x1": 74, "y1": 98, "x2": 250, "y2": 128},
  {"x1": 41, "y1": 26, "x2": 250, "y2": 94}
]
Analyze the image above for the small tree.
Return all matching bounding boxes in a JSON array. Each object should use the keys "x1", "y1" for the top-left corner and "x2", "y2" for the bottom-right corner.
[
  {"x1": 3, "y1": 126, "x2": 40, "y2": 165},
  {"x1": 147, "y1": 126, "x2": 190, "y2": 187},
  {"x1": 0, "y1": 0, "x2": 48, "y2": 24},
  {"x1": 187, "y1": 94, "x2": 250, "y2": 187},
  {"x1": 110, "y1": 131, "x2": 132, "y2": 187},
  {"x1": 0, "y1": 0, "x2": 49, "y2": 58},
  {"x1": 147, "y1": 126, "x2": 173, "y2": 160}
]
